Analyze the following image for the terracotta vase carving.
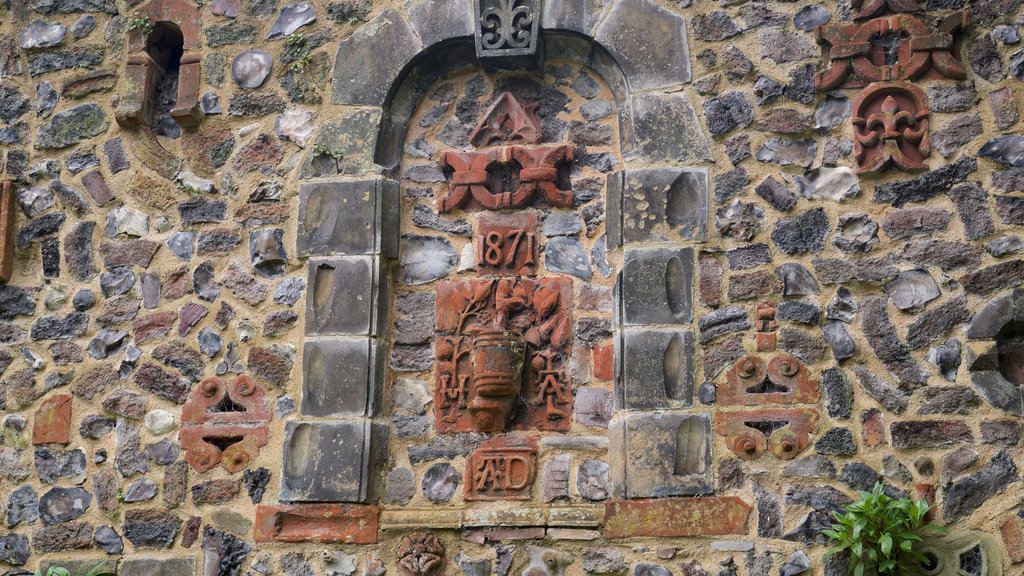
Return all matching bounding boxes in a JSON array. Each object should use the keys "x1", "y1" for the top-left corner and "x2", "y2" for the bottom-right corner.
[{"x1": 468, "y1": 328, "x2": 527, "y2": 432}]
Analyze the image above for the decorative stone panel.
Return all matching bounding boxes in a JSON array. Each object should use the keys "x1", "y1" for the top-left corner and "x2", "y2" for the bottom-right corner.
[
  {"x1": 464, "y1": 437, "x2": 538, "y2": 501},
  {"x1": 608, "y1": 412, "x2": 712, "y2": 499},
  {"x1": 607, "y1": 169, "x2": 708, "y2": 249},
  {"x1": 852, "y1": 82, "x2": 931, "y2": 174},
  {"x1": 474, "y1": 0, "x2": 543, "y2": 67}
]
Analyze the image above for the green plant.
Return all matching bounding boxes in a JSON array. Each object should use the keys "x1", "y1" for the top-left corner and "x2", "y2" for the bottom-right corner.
[
  {"x1": 312, "y1": 143, "x2": 344, "y2": 161},
  {"x1": 823, "y1": 483, "x2": 946, "y2": 576},
  {"x1": 177, "y1": 181, "x2": 204, "y2": 197},
  {"x1": 291, "y1": 50, "x2": 311, "y2": 73},
  {"x1": 125, "y1": 14, "x2": 154, "y2": 35},
  {"x1": 36, "y1": 562, "x2": 108, "y2": 576},
  {"x1": 285, "y1": 32, "x2": 306, "y2": 46}
]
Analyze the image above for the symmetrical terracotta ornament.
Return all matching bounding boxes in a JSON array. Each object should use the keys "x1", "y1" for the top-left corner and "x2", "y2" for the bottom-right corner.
[
  {"x1": 852, "y1": 82, "x2": 930, "y2": 173},
  {"x1": 115, "y1": 0, "x2": 202, "y2": 128},
  {"x1": 715, "y1": 303, "x2": 820, "y2": 461},
  {"x1": 0, "y1": 180, "x2": 14, "y2": 283},
  {"x1": 435, "y1": 278, "x2": 572, "y2": 433},
  {"x1": 465, "y1": 437, "x2": 538, "y2": 500},
  {"x1": 179, "y1": 375, "x2": 270, "y2": 473},
  {"x1": 815, "y1": 12, "x2": 968, "y2": 90},
  {"x1": 397, "y1": 533, "x2": 445, "y2": 576},
  {"x1": 439, "y1": 93, "x2": 573, "y2": 212}
]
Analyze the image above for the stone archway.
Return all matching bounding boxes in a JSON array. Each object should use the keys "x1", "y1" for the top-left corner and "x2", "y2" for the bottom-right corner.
[{"x1": 263, "y1": 0, "x2": 725, "y2": 541}]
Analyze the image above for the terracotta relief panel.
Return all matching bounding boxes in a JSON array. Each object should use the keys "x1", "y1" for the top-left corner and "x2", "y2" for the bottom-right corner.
[
  {"x1": 852, "y1": 82, "x2": 930, "y2": 173},
  {"x1": 815, "y1": 12, "x2": 968, "y2": 91},
  {"x1": 475, "y1": 212, "x2": 540, "y2": 276},
  {"x1": 715, "y1": 304, "x2": 821, "y2": 461},
  {"x1": 397, "y1": 533, "x2": 446, "y2": 576},
  {"x1": 465, "y1": 437, "x2": 538, "y2": 501},
  {"x1": 179, "y1": 375, "x2": 270, "y2": 473},
  {"x1": 435, "y1": 278, "x2": 573, "y2": 433}
]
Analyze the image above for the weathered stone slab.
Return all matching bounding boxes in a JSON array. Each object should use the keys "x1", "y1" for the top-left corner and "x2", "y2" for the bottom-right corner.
[
  {"x1": 297, "y1": 179, "x2": 399, "y2": 258},
  {"x1": 305, "y1": 257, "x2": 386, "y2": 337},
  {"x1": 619, "y1": 248, "x2": 693, "y2": 325},
  {"x1": 280, "y1": 419, "x2": 386, "y2": 503},
  {"x1": 301, "y1": 338, "x2": 382, "y2": 418},
  {"x1": 609, "y1": 412, "x2": 712, "y2": 498},
  {"x1": 618, "y1": 329, "x2": 695, "y2": 410}
]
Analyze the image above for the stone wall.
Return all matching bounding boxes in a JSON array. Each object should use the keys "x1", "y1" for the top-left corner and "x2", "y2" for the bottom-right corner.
[{"x1": 1, "y1": 0, "x2": 1024, "y2": 575}]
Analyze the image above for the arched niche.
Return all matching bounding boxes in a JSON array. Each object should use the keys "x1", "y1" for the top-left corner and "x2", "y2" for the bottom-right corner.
[
  {"x1": 115, "y1": 0, "x2": 202, "y2": 132},
  {"x1": 280, "y1": 0, "x2": 711, "y2": 517}
]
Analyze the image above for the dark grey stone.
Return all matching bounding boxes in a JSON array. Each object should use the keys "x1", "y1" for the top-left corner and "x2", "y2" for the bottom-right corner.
[
  {"x1": 814, "y1": 427, "x2": 857, "y2": 455},
  {"x1": 944, "y1": 449, "x2": 1018, "y2": 522},
  {"x1": 755, "y1": 176, "x2": 797, "y2": 212},
  {"x1": 422, "y1": 462, "x2": 460, "y2": 503},
  {"x1": 852, "y1": 366, "x2": 909, "y2": 414},
  {"x1": 205, "y1": 21, "x2": 257, "y2": 47},
  {"x1": 753, "y1": 75, "x2": 784, "y2": 105},
  {"x1": 143, "y1": 439, "x2": 180, "y2": 466},
  {"x1": 619, "y1": 248, "x2": 693, "y2": 325},
  {"x1": 702, "y1": 92, "x2": 753, "y2": 136},
  {"x1": 0, "y1": 533, "x2": 29, "y2": 565},
  {"x1": 698, "y1": 306, "x2": 750, "y2": 343},
  {"x1": 17, "y1": 212, "x2": 65, "y2": 250},
  {"x1": 772, "y1": 208, "x2": 829, "y2": 255},
  {"x1": 545, "y1": 237, "x2": 592, "y2": 280},
  {"x1": 756, "y1": 137, "x2": 816, "y2": 168},
  {"x1": 93, "y1": 525, "x2": 123, "y2": 554},
  {"x1": 823, "y1": 321, "x2": 856, "y2": 361},
  {"x1": 30, "y1": 312, "x2": 87, "y2": 340},
  {"x1": 928, "y1": 85, "x2": 978, "y2": 113},
  {"x1": 35, "y1": 81, "x2": 58, "y2": 118},
  {"x1": 34, "y1": 103, "x2": 107, "y2": 149},
  {"x1": 27, "y1": 46, "x2": 104, "y2": 77},
  {"x1": 873, "y1": 156, "x2": 977, "y2": 207},
  {"x1": 64, "y1": 221, "x2": 97, "y2": 281},
  {"x1": 906, "y1": 296, "x2": 970, "y2": 350},
  {"x1": 713, "y1": 167, "x2": 749, "y2": 202},
  {"x1": 302, "y1": 338, "x2": 380, "y2": 417},
  {"x1": 782, "y1": 455, "x2": 836, "y2": 478},
  {"x1": 861, "y1": 296, "x2": 927, "y2": 389},
  {"x1": 383, "y1": 467, "x2": 415, "y2": 505},
  {"x1": 122, "y1": 509, "x2": 181, "y2": 548},
  {"x1": 609, "y1": 412, "x2": 712, "y2": 498},
  {"x1": 193, "y1": 260, "x2": 219, "y2": 302},
  {"x1": 122, "y1": 478, "x2": 158, "y2": 502},
  {"x1": 777, "y1": 262, "x2": 818, "y2": 296},
  {"x1": 928, "y1": 338, "x2": 962, "y2": 381},
  {"x1": 412, "y1": 203, "x2": 471, "y2": 237},
  {"x1": 619, "y1": 329, "x2": 695, "y2": 410},
  {"x1": 754, "y1": 483, "x2": 781, "y2": 538},
  {"x1": 777, "y1": 301, "x2": 820, "y2": 325},
  {"x1": 6, "y1": 485, "x2": 37, "y2": 528},
  {"x1": 178, "y1": 199, "x2": 227, "y2": 225},
  {"x1": 99, "y1": 266, "x2": 135, "y2": 298},
  {"x1": 280, "y1": 420, "x2": 386, "y2": 503},
  {"x1": 34, "y1": 446, "x2": 87, "y2": 484},
  {"x1": 947, "y1": 183, "x2": 994, "y2": 240},
  {"x1": 39, "y1": 486, "x2": 92, "y2": 524},
  {"x1": 919, "y1": 386, "x2": 980, "y2": 415},
  {"x1": 0, "y1": 286, "x2": 35, "y2": 320},
  {"x1": 726, "y1": 243, "x2": 770, "y2": 270},
  {"x1": 839, "y1": 462, "x2": 880, "y2": 492},
  {"x1": 166, "y1": 231, "x2": 196, "y2": 261}
]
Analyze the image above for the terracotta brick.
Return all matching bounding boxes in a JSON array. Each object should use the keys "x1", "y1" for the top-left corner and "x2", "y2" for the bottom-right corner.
[
  {"x1": 861, "y1": 408, "x2": 887, "y2": 447},
  {"x1": 593, "y1": 342, "x2": 614, "y2": 381},
  {"x1": 698, "y1": 251, "x2": 723, "y2": 308},
  {"x1": 0, "y1": 180, "x2": 14, "y2": 282},
  {"x1": 254, "y1": 504, "x2": 379, "y2": 544},
  {"x1": 1001, "y1": 514, "x2": 1024, "y2": 563},
  {"x1": 32, "y1": 394, "x2": 72, "y2": 444},
  {"x1": 604, "y1": 497, "x2": 751, "y2": 538}
]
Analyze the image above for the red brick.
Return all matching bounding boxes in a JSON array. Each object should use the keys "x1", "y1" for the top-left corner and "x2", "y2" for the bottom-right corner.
[
  {"x1": 861, "y1": 408, "x2": 887, "y2": 447},
  {"x1": 32, "y1": 394, "x2": 72, "y2": 444},
  {"x1": 698, "y1": 251, "x2": 723, "y2": 308},
  {"x1": 1001, "y1": 514, "x2": 1024, "y2": 563},
  {"x1": 593, "y1": 342, "x2": 614, "y2": 381},
  {"x1": 254, "y1": 504, "x2": 379, "y2": 544},
  {"x1": 604, "y1": 497, "x2": 751, "y2": 538}
]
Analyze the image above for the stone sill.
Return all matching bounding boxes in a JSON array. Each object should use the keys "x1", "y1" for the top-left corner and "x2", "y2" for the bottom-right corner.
[{"x1": 379, "y1": 505, "x2": 605, "y2": 530}]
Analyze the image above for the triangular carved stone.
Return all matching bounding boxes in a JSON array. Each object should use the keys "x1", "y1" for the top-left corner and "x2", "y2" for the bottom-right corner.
[{"x1": 470, "y1": 93, "x2": 542, "y2": 148}]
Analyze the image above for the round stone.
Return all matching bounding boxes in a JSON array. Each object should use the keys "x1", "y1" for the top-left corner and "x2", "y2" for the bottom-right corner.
[
  {"x1": 17, "y1": 19, "x2": 66, "y2": 49},
  {"x1": 144, "y1": 409, "x2": 175, "y2": 435},
  {"x1": 231, "y1": 50, "x2": 273, "y2": 89},
  {"x1": 422, "y1": 463, "x2": 461, "y2": 503}
]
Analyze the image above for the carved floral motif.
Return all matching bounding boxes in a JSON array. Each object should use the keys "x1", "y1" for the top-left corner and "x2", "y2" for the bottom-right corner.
[
  {"x1": 179, "y1": 375, "x2": 270, "y2": 472},
  {"x1": 475, "y1": 0, "x2": 541, "y2": 59},
  {"x1": 397, "y1": 533, "x2": 445, "y2": 576},
  {"x1": 815, "y1": 12, "x2": 968, "y2": 91},
  {"x1": 852, "y1": 82, "x2": 930, "y2": 174}
]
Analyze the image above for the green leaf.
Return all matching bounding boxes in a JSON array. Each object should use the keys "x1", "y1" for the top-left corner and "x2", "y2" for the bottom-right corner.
[
  {"x1": 880, "y1": 533, "x2": 893, "y2": 557},
  {"x1": 854, "y1": 561, "x2": 864, "y2": 576}
]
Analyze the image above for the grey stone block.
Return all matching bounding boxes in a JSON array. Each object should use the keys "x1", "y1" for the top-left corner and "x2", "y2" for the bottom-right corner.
[
  {"x1": 299, "y1": 108, "x2": 385, "y2": 178},
  {"x1": 281, "y1": 419, "x2": 387, "y2": 503},
  {"x1": 619, "y1": 248, "x2": 694, "y2": 325},
  {"x1": 120, "y1": 558, "x2": 195, "y2": 576},
  {"x1": 302, "y1": 338, "x2": 384, "y2": 418},
  {"x1": 305, "y1": 257, "x2": 387, "y2": 337},
  {"x1": 609, "y1": 412, "x2": 712, "y2": 498},
  {"x1": 331, "y1": 10, "x2": 424, "y2": 105},
  {"x1": 542, "y1": 0, "x2": 604, "y2": 34},
  {"x1": 631, "y1": 93, "x2": 711, "y2": 163},
  {"x1": 405, "y1": 0, "x2": 473, "y2": 47},
  {"x1": 595, "y1": 0, "x2": 691, "y2": 90},
  {"x1": 610, "y1": 169, "x2": 708, "y2": 245},
  {"x1": 617, "y1": 328, "x2": 695, "y2": 410},
  {"x1": 296, "y1": 179, "x2": 399, "y2": 258}
]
